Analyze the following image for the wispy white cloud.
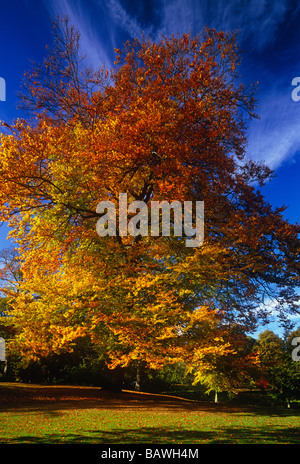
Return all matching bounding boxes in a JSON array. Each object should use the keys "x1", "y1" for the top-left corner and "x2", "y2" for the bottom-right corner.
[
  {"x1": 247, "y1": 85, "x2": 300, "y2": 168},
  {"x1": 206, "y1": 0, "x2": 291, "y2": 49},
  {"x1": 158, "y1": 0, "x2": 204, "y2": 37},
  {"x1": 106, "y1": 0, "x2": 154, "y2": 39},
  {"x1": 159, "y1": 0, "x2": 300, "y2": 51},
  {"x1": 42, "y1": 0, "x2": 115, "y2": 69}
]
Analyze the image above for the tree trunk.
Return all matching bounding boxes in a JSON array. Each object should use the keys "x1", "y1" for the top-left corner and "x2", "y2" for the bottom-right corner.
[
  {"x1": 214, "y1": 391, "x2": 219, "y2": 403},
  {"x1": 135, "y1": 360, "x2": 141, "y2": 391}
]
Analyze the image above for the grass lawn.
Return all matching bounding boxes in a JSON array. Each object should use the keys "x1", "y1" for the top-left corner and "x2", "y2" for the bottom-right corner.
[{"x1": 0, "y1": 383, "x2": 299, "y2": 444}]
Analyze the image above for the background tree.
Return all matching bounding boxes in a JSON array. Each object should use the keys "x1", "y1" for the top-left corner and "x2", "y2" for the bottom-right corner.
[
  {"x1": 0, "y1": 18, "x2": 299, "y2": 385},
  {"x1": 190, "y1": 327, "x2": 259, "y2": 402},
  {"x1": 257, "y1": 330, "x2": 285, "y2": 368},
  {"x1": 257, "y1": 329, "x2": 300, "y2": 407}
]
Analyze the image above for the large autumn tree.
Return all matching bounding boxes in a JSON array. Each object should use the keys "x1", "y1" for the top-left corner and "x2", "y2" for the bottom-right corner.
[{"x1": 0, "y1": 18, "x2": 299, "y2": 384}]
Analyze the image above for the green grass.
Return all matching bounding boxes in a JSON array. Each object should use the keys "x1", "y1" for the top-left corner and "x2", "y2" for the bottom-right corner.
[
  {"x1": 1, "y1": 407, "x2": 300, "y2": 444},
  {"x1": 0, "y1": 383, "x2": 300, "y2": 444}
]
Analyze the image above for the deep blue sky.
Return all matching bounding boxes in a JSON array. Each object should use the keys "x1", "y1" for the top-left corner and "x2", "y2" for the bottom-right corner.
[{"x1": 0, "y1": 0, "x2": 299, "y2": 334}]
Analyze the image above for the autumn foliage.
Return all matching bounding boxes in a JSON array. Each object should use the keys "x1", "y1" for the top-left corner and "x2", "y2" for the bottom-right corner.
[{"x1": 0, "y1": 18, "x2": 299, "y2": 389}]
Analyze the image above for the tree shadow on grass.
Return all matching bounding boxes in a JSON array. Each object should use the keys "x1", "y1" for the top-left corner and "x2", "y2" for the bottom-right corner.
[
  {"x1": 1, "y1": 384, "x2": 300, "y2": 418},
  {"x1": 2, "y1": 425, "x2": 300, "y2": 444},
  {"x1": 2, "y1": 402, "x2": 300, "y2": 422}
]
